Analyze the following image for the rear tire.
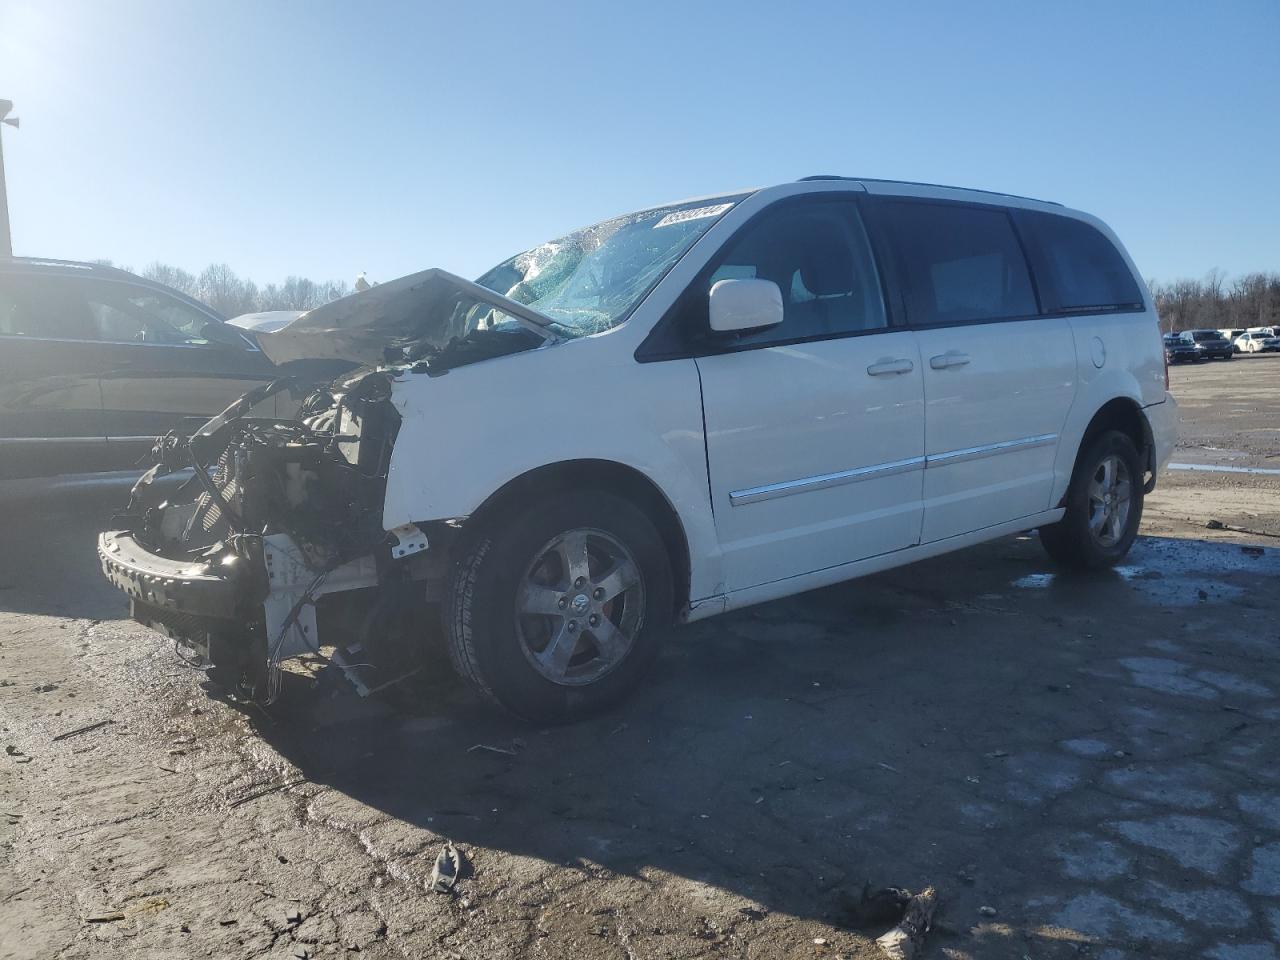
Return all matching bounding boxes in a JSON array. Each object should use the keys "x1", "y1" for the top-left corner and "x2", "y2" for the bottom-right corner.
[
  {"x1": 1039, "y1": 430, "x2": 1144, "y2": 570},
  {"x1": 446, "y1": 491, "x2": 673, "y2": 723}
]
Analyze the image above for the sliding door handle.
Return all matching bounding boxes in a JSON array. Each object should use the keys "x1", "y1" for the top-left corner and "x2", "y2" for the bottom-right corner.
[
  {"x1": 866, "y1": 358, "x2": 914, "y2": 377},
  {"x1": 929, "y1": 352, "x2": 971, "y2": 370}
]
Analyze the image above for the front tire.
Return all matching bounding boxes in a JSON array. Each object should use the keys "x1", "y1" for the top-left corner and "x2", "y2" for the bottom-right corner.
[
  {"x1": 446, "y1": 491, "x2": 673, "y2": 722},
  {"x1": 1039, "y1": 430, "x2": 1144, "y2": 570}
]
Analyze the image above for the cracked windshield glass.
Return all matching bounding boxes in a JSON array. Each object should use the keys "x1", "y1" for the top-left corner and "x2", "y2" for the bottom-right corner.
[{"x1": 476, "y1": 198, "x2": 741, "y2": 337}]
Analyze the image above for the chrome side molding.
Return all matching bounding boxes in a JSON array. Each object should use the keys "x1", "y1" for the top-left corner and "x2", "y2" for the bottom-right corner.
[
  {"x1": 729, "y1": 456, "x2": 925, "y2": 506},
  {"x1": 925, "y1": 433, "x2": 1057, "y2": 467},
  {"x1": 729, "y1": 434, "x2": 1058, "y2": 506}
]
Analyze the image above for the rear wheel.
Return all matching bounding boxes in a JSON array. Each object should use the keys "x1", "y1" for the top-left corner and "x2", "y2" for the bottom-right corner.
[
  {"x1": 446, "y1": 491, "x2": 673, "y2": 722},
  {"x1": 1039, "y1": 430, "x2": 1144, "y2": 569}
]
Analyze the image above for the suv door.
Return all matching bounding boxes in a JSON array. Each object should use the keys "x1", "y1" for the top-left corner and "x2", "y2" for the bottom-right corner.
[
  {"x1": 866, "y1": 199, "x2": 1077, "y2": 542},
  {"x1": 0, "y1": 270, "x2": 111, "y2": 478},
  {"x1": 77, "y1": 278, "x2": 278, "y2": 456},
  {"x1": 664, "y1": 197, "x2": 925, "y2": 591}
]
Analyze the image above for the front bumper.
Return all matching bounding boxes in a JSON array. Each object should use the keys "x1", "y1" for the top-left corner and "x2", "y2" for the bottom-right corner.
[{"x1": 98, "y1": 531, "x2": 241, "y2": 620}]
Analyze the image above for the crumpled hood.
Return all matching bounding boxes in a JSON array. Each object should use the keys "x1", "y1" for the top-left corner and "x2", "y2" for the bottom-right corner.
[{"x1": 256, "y1": 267, "x2": 558, "y2": 367}]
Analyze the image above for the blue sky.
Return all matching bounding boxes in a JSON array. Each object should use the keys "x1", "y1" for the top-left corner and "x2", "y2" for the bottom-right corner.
[{"x1": 1, "y1": 0, "x2": 1277, "y2": 288}]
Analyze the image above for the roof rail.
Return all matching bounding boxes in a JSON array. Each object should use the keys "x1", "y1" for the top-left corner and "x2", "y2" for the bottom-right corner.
[{"x1": 798, "y1": 175, "x2": 1062, "y2": 206}]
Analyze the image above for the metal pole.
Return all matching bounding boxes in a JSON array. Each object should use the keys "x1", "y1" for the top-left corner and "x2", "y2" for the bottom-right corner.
[{"x1": 0, "y1": 99, "x2": 12, "y2": 258}]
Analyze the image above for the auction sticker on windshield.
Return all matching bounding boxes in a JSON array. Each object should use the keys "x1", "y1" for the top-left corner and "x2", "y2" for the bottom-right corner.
[{"x1": 653, "y1": 203, "x2": 734, "y2": 228}]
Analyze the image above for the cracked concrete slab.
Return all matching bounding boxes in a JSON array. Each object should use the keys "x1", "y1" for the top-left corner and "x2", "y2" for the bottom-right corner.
[
  {"x1": 1131, "y1": 880, "x2": 1253, "y2": 930},
  {"x1": 1204, "y1": 945, "x2": 1279, "y2": 960},
  {"x1": 1242, "y1": 842, "x2": 1280, "y2": 896},
  {"x1": 1237, "y1": 792, "x2": 1280, "y2": 833},
  {"x1": 1104, "y1": 763, "x2": 1223, "y2": 810},
  {"x1": 1108, "y1": 815, "x2": 1245, "y2": 875},
  {"x1": 1051, "y1": 834, "x2": 1135, "y2": 881},
  {"x1": 1049, "y1": 891, "x2": 1187, "y2": 944}
]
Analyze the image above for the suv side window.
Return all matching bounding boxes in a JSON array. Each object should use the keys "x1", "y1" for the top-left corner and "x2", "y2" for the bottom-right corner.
[
  {"x1": 0, "y1": 274, "x2": 100, "y2": 340},
  {"x1": 870, "y1": 200, "x2": 1038, "y2": 326},
  {"x1": 1016, "y1": 210, "x2": 1143, "y2": 313},
  {"x1": 646, "y1": 198, "x2": 887, "y2": 356},
  {"x1": 82, "y1": 279, "x2": 224, "y2": 346}
]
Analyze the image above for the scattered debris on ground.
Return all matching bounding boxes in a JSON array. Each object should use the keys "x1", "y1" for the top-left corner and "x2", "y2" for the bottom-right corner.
[
  {"x1": 51, "y1": 718, "x2": 113, "y2": 741},
  {"x1": 875, "y1": 886, "x2": 938, "y2": 960},
  {"x1": 430, "y1": 841, "x2": 463, "y2": 894}
]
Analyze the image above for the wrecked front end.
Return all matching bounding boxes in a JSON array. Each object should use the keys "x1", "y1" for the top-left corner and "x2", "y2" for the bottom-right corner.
[{"x1": 97, "y1": 370, "x2": 435, "y2": 701}]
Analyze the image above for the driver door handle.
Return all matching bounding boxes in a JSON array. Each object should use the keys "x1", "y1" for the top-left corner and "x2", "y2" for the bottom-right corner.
[
  {"x1": 866, "y1": 358, "x2": 914, "y2": 377},
  {"x1": 929, "y1": 351, "x2": 971, "y2": 370}
]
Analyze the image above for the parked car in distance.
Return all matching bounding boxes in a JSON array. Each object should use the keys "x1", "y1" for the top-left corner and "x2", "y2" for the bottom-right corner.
[
  {"x1": 1218, "y1": 328, "x2": 1245, "y2": 344},
  {"x1": 1235, "y1": 330, "x2": 1280, "y2": 354},
  {"x1": 227, "y1": 310, "x2": 305, "y2": 335},
  {"x1": 1164, "y1": 333, "x2": 1202, "y2": 364},
  {"x1": 1185, "y1": 329, "x2": 1234, "y2": 360},
  {"x1": 99, "y1": 176, "x2": 1177, "y2": 721},
  {"x1": 0, "y1": 257, "x2": 280, "y2": 479}
]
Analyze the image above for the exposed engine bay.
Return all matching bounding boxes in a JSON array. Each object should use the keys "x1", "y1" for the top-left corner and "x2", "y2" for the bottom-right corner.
[
  {"x1": 97, "y1": 267, "x2": 571, "y2": 702},
  {"x1": 101, "y1": 368, "x2": 439, "y2": 701}
]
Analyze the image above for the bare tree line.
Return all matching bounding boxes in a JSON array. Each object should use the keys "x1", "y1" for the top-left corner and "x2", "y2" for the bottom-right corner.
[
  {"x1": 1147, "y1": 270, "x2": 1280, "y2": 333},
  {"x1": 96, "y1": 260, "x2": 352, "y2": 317}
]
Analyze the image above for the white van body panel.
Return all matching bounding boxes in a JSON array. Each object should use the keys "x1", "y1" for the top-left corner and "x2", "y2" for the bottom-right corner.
[
  {"x1": 696, "y1": 330, "x2": 926, "y2": 591},
  {"x1": 914, "y1": 316, "x2": 1076, "y2": 542},
  {"x1": 1049, "y1": 310, "x2": 1170, "y2": 504},
  {"x1": 377, "y1": 177, "x2": 1174, "y2": 619},
  {"x1": 381, "y1": 337, "x2": 727, "y2": 603}
]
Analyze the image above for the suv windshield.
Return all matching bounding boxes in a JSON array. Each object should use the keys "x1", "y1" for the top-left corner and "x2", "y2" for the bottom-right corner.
[
  {"x1": 1190, "y1": 331, "x2": 1220, "y2": 342},
  {"x1": 476, "y1": 197, "x2": 744, "y2": 337}
]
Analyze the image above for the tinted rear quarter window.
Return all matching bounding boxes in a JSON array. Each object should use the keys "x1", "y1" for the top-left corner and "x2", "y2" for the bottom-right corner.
[
  {"x1": 869, "y1": 201, "x2": 1037, "y2": 326},
  {"x1": 0, "y1": 273, "x2": 99, "y2": 340},
  {"x1": 1017, "y1": 210, "x2": 1143, "y2": 313}
]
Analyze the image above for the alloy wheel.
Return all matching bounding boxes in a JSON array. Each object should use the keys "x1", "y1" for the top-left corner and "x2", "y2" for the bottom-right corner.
[
  {"x1": 1087, "y1": 454, "x2": 1132, "y2": 548},
  {"x1": 514, "y1": 528, "x2": 645, "y2": 685}
]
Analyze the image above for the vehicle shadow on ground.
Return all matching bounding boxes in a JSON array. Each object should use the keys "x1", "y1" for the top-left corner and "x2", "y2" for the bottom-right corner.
[
  {"x1": 247, "y1": 532, "x2": 1279, "y2": 948},
  {"x1": 0, "y1": 485, "x2": 135, "y2": 620}
]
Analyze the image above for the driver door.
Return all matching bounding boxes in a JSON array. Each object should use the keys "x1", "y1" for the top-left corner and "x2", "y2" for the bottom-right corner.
[
  {"x1": 688, "y1": 197, "x2": 926, "y2": 591},
  {"x1": 77, "y1": 277, "x2": 278, "y2": 449}
]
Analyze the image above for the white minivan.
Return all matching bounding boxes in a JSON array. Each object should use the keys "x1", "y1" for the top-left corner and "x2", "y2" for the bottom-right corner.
[{"x1": 99, "y1": 177, "x2": 1177, "y2": 720}]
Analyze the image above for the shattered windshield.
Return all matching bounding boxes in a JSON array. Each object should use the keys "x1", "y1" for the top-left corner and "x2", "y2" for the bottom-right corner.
[{"x1": 476, "y1": 197, "x2": 743, "y2": 337}]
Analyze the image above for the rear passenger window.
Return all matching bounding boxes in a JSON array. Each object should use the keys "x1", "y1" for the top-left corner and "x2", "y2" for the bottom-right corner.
[
  {"x1": 874, "y1": 201, "x2": 1037, "y2": 325},
  {"x1": 1018, "y1": 211, "x2": 1143, "y2": 313},
  {"x1": 0, "y1": 274, "x2": 99, "y2": 340}
]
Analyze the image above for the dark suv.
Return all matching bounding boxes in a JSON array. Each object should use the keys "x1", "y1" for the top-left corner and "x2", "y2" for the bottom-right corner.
[
  {"x1": 0, "y1": 258, "x2": 279, "y2": 479},
  {"x1": 1186, "y1": 329, "x2": 1234, "y2": 360},
  {"x1": 1163, "y1": 333, "x2": 1202, "y2": 364}
]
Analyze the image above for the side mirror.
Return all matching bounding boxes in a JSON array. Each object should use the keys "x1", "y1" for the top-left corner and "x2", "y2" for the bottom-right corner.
[{"x1": 708, "y1": 278, "x2": 784, "y2": 333}]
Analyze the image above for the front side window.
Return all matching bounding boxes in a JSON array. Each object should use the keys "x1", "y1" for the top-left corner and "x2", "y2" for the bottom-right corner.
[
  {"x1": 85, "y1": 281, "x2": 230, "y2": 346},
  {"x1": 645, "y1": 198, "x2": 887, "y2": 355},
  {"x1": 1017, "y1": 210, "x2": 1142, "y2": 313},
  {"x1": 873, "y1": 201, "x2": 1037, "y2": 325}
]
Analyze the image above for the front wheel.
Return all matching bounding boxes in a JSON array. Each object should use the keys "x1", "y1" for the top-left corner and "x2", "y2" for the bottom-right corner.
[
  {"x1": 1039, "y1": 430, "x2": 1144, "y2": 570},
  {"x1": 446, "y1": 491, "x2": 673, "y2": 722}
]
